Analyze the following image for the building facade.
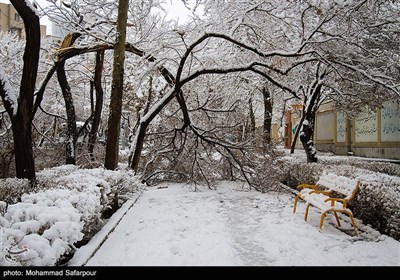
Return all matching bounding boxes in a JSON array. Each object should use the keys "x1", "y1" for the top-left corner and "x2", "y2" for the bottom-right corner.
[
  {"x1": 285, "y1": 100, "x2": 400, "y2": 160},
  {"x1": 0, "y1": 3, "x2": 46, "y2": 37}
]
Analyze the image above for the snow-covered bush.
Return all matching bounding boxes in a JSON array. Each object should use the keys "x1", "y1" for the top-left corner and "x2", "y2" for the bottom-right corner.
[
  {"x1": 36, "y1": 165, "x2": 141, "y2": 230},
  {"x1": 352, "y1": 173, "x2": 400, "y2": 240},
  {"x1": 277, "y1": 154, "x2": 400, "y2": 241},
  {"x1": 36, "y1": 165, "x2": 110, "y2": 234},
  {"x1": 0, "y1": 197, "x2": 83, "y2": 266},
  {"x1": 0, "y1": 165, "x2": 143, "y2": 266},
  {"x1": 0, "y1": 178, "x2": 31, "y2": 204},
  {"x1": 278, "y1": 161, "x2": 324, "y2": 187}
]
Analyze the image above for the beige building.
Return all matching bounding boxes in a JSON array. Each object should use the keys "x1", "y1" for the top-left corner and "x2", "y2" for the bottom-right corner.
[
  {"x1": 285, "y1": 100, "x2": 400, "y2": 160},
  {"x1": 0, "y1": 3, "x2": 47, "y2": 37}
]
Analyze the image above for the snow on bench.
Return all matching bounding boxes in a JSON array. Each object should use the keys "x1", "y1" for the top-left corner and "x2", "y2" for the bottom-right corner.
[{"x1": 292, "y1": 172, "x2": 360, "y2": 234}]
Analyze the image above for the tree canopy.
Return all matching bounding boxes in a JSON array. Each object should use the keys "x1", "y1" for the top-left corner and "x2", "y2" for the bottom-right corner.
[{"x1": 0, "y1": 0, "x2": 398, "y2": 182}]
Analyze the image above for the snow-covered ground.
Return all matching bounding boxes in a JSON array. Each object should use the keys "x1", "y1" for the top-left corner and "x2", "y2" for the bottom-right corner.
[{"x1": 80, "y1": 182, "x2": 400, "y2": 266}]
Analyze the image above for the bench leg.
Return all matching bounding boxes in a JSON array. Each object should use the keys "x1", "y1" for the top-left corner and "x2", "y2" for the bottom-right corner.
[
  {"x1": 333, "y1": 212, "x2": 341, "y2": 227},
  {"x1": 304, "y1": 203, "x2": 311, "y2": 221},
  {"x1": 293, "y1": 195, "x2": 300, "y2": 213},
  {"x1": 344, "y1": 210, "x2": 359, "y2": 236},
  {"x1": 319, "y1": 211, "x2": 327, "y2": 231}
]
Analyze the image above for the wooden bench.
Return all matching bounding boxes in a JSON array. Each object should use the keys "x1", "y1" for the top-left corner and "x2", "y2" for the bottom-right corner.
[{"x1": 293, "y1": 172, "x2": 360, "y2": 234}]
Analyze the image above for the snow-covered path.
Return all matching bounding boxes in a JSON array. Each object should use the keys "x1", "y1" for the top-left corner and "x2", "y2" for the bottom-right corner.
[{"x1": 84, "y1": 182, "x2": 400, "y2": 266}]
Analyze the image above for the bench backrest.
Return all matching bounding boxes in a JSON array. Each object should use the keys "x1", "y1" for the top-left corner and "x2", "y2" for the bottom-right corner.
[{"x1": 317, "y1": 173, "x2": 360, "y2": 200}]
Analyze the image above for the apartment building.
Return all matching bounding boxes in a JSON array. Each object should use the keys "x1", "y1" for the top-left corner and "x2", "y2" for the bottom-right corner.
[{"x1": 0, "y1": 2, "x2": 47, "y2": 37}]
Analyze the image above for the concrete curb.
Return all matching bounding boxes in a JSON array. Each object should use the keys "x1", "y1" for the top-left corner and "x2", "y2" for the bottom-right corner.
[{"x1": 68, "y1": 188, "x2": 145, "y2": 266}]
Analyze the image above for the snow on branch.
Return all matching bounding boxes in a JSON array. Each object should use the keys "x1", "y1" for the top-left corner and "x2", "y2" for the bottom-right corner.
[
  {"x1": 332, "y1": 60, "x2": 400, "y2": 96},
  {"x1": 24, "y1": 0, "x2": 41, "y2": 17},
  {"x1": 299, "y1": 14, "x2": 336, "y2": 52},
  {"x1": 140, "y1": 88, "x2": 176, "y2": 124},
  {"x1": 228, "y1": 2, "x2": 262, "y2": 36},
  {"x1": 10, "y1": 0, "x2": 40, "y2": 21},
  {"x1": 180, "y1": 62, "x2": 300, "y2": 99},
  {"x1": 176, "y1": 32, "x2": 313, "y2": 85}
]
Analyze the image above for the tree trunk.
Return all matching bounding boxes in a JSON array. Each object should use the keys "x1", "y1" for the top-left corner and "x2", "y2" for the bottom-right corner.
[
  {"x1": 129, "y1": 89, "x2": 177, "y2": 172},
  {"x1": 57, "y1": 61, "x2": 77, "y2": 165},
  {"x1": 129, "y1": 122, "x2": 149, "y2": 171},
  {"x1": 248, "y1": 97, "x2": 256, "y2": 136},
  {"x1": 299, "y1": 81, "x2": 323, "y2": 163},
  {"x1": 262, "y1": 87, "x2": 273, "y2": 152},
  {"x1": 290, "y1": 113, "x2": 305, "y2": 154},
  {"x1": 1, "y1": 1, "x2": 41, "y2": 180},
  {"x1": 104, "y1": 0, "x2": 129, "y2": 170},
  {"x1": 128, "y1": 78, "x2": 154, "y2": 171},
  {"x1": 299, "y1": 119, "x2": 317, "y2": 163},
  {"x1": 88, "y1": 50, "x2": 105, "y2": 161},
  {"x1": 11, "y1": 117, "x2": 36, "y2": 179}
]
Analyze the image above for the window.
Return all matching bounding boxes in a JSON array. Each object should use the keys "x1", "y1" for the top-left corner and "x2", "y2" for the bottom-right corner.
[{"x1": 15, "y1": 13, "x2": 20, "y2": 21}]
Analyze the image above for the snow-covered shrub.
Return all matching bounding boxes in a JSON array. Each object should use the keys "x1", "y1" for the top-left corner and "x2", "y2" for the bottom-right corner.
[
  {"x1": 36, "y1": 165, "x2": 109, "y2": 234},
  {"x1": 352, "y1": 173, "x2": 400, "y2": 240},
  {"x1": 37, "y1": 165, "x2": 139, "y2": 203},
  {"x1": 0, "y1": 165, "x2": 143, "y2": 266},
  {"x1": 277, "y1": 161, "x2": 323, "y2": 187},
  {"x1": 87, "y1": 164, "x2": 140, "y2": 202},
  {"x1": 347, "y1": 161, "x2": 400, "y2": 177},
  {"x1": 1, "y1": 198, "x2": 83, "y2": 266},
  {"x1": 277, "y1": 155, "x2": 400, "y2": 241},
  {"x1": 0, "y1": 178, "x2": 31, "y2": 204},
  {"x1": 22, "y1": 188, "x2": 101, "y2": 238}
]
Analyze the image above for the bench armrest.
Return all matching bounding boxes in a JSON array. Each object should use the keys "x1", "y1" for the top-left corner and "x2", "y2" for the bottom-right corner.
[
  {"x1": 309, "y1": 190, "x2": 331, "y2": 195},
  {"x1": 324, "y1": 197, "x2": 347, "y2": 208},
  {"x1": 297, "y1": 184, "x2": 318, "y2": 190}
]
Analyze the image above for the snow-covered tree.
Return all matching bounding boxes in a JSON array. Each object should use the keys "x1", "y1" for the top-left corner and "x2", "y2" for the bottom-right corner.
[{"x1": 197, "y1": 0, "x2": 400, "y2": 163}]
